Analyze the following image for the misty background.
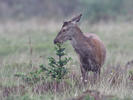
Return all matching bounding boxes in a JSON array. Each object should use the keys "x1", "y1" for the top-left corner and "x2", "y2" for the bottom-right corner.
[{"x1": 0, "y1": 0, "x2": 133, "y2": 22}]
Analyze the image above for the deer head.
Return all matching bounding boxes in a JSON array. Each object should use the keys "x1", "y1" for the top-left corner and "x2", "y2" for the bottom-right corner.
[{"x1": 54, "y1": 14, "x2": 82, "y2": 44}]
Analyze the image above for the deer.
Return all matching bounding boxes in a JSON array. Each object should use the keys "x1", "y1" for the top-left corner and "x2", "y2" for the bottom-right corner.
[{"x1": 54, "y1": 14, "x2": 106, "y2": 83}]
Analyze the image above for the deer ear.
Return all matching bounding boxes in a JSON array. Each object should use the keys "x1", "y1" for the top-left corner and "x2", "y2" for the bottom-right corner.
[{"x1": 70, "y1": 14, "x2": 82, "y2": 23}]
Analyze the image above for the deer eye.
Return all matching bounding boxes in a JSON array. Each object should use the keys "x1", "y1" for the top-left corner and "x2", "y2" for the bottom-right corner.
[{"x1": 62, "y1": 29, "x2": 66, "y2": 32}]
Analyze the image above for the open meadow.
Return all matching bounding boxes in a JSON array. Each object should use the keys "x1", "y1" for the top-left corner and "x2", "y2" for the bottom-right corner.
[{"x1": 0, "y1": 20, "x2": 133, "y2": 100}]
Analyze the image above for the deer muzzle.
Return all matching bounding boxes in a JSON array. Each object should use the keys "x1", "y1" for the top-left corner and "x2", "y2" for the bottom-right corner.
[{"x1": 54, "y1": 39, "x2": 58, "y2": 44}]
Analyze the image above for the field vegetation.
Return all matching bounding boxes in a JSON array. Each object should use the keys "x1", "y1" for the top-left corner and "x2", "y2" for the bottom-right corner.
[{"x1": 0, "y1": 20, "x2": 133, "y2": 100}]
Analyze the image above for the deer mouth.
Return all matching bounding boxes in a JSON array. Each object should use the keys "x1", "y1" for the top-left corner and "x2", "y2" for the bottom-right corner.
[
  {"x1": 54, "y1": 39, "x2": 58, "y2": 44},
  {"x1": 54, "y1": 39, "x2": 63, "y2": 44}
]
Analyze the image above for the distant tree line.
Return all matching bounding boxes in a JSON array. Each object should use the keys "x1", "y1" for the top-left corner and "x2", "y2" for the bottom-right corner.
[{"x1": 0, "y1": 0, "x2": 133, "y2": 22}]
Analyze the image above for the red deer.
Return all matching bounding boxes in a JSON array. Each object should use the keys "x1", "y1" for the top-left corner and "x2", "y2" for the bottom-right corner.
[{"x1": 54, "y1": 14, "x2": 106, "y2": 83}]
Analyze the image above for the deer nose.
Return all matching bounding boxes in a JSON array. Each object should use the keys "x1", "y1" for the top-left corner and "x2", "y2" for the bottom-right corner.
[{"x1": 54, "y1": 39, "x2": 58, "y2": 44}]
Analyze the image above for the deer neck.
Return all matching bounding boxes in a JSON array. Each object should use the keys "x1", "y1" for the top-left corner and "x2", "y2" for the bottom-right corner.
[{"x1": 70, "y1": 27, "x2": 85, "y2": 49}]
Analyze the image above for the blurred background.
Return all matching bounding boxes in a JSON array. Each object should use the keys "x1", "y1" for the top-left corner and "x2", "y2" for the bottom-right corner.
[{"x1": 0, "y1": 0, "x2": 133, "y2": 22}]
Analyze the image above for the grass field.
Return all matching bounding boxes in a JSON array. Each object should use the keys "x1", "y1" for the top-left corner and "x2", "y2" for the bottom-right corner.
[{"x1": 0, "y1": 20, "x2": 133, "y2": 100}]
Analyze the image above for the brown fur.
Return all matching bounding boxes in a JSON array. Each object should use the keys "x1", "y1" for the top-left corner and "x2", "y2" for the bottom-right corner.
[{"x1": 70, "y1": 27, "x2": 106, "y2": 82}]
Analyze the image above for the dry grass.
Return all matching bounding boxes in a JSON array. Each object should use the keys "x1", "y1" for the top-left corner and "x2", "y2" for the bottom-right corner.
[{"x1": 0, "y1": 19, "x2": 133, "y2": 100}]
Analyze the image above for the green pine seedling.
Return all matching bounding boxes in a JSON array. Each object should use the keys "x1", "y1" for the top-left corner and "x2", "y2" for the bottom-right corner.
[{"x1": 43, "y1": 43, "x2": 71, "y2": 81}]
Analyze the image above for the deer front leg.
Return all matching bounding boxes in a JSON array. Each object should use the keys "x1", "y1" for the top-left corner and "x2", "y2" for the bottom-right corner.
[{"x1": 80, "y1": 64, "x2": 88, "y2": 83}]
